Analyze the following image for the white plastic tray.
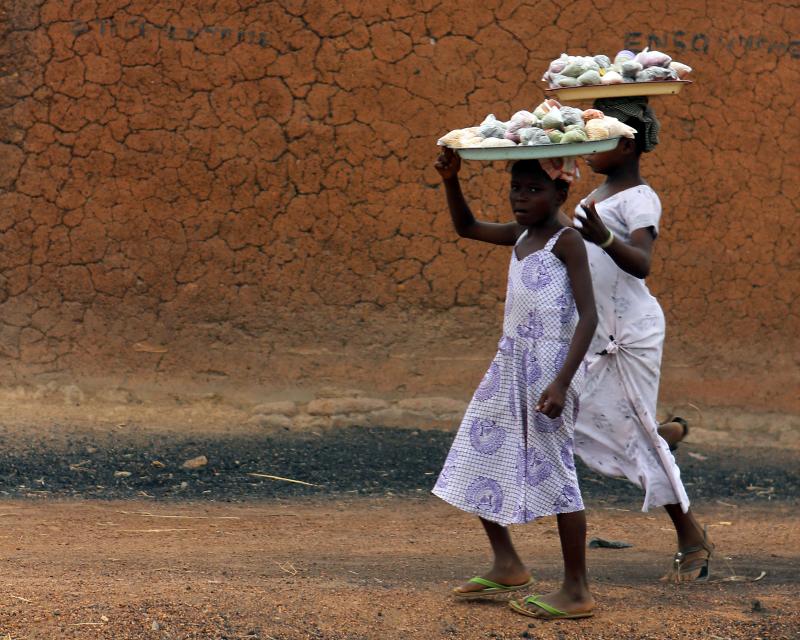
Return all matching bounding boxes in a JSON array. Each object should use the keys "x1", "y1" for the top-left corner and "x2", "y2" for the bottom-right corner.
[
  {"x1": 454, "y1": 137, "x2": 620, "y2": 161},
  {"x1": 544, "y1": 80, "x2": 692, "y2": 101}
]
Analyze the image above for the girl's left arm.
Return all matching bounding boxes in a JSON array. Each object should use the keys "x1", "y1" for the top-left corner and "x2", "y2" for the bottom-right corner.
[{"x1": 536, "y1": 228, "x2": 598, "y2": 418}]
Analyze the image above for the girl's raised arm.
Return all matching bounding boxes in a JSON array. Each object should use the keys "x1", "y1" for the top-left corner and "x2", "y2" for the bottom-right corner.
[{"x1": 435, "y1": 148, "x2": 521, "y2": 246}]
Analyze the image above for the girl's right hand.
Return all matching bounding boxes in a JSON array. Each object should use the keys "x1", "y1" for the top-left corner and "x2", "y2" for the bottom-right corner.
[
  {"x1": 536, "y1": 381, "x2": 567, "y2": 418},
  {"x1": 435, "y1": 147, "x2": 461, "y2": 180}
]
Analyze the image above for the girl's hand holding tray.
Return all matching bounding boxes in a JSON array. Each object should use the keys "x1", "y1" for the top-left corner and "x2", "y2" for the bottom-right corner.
[{"x1": 434, "y1": 147, "x2": 461, "y2": 180}]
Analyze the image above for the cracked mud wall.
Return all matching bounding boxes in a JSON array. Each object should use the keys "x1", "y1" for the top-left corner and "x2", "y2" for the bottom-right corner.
[{"x1": 1, "y1": 1, "x2": 798, "y2": 414}]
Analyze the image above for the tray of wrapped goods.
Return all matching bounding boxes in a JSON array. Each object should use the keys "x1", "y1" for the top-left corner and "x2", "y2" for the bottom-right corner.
[
  {"x1": 453, "y1": 138, "x2": 620, "y2": 161},
  {"x1": 541, "y1": 48, "x2": 693, "y2": 101},
  {"x1": 437, "y1": 99, "x2": 636, "y2": 161},
  {"x1": 546, "y1": 80, "x2": 691, "y2": 101}
]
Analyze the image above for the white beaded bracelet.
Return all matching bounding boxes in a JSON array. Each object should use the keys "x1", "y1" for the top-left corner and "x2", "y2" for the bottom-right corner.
[{"x1": 599, "y1": 229, "x2": 615, "y2": 249}]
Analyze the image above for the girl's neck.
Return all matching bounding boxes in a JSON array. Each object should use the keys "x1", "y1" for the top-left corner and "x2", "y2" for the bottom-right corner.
[
  {"x1": 604, "y1": 162, "x2": 643, "y2": 189},
  {"x1": 525, "y1": 216, "x2": 561, "y2": 235}
]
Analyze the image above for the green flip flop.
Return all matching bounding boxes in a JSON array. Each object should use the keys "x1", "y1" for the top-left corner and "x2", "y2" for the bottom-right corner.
[
  {"x1": 452, "y1": 576, "x2": 535, "y2": 599},
  {"x1": 509, "y1": 595, "x2": 595, "y2": 620}
]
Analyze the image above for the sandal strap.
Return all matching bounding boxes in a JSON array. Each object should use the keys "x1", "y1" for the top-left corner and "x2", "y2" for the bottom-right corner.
[
  {"x1": 468, "y1": 576, "x2": 506, "y2": 590},
  {"x1": 523, "y1": 596, "x2": 567, "y2": 617},
  {"x1": 675, "y1": 544, "x2": 705, "y2": 556}
]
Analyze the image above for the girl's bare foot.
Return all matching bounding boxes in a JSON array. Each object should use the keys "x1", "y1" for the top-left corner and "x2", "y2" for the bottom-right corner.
[
  {"x1": 456, "y1": 517, "x2": 531, "y2": 596},
  {"x1": 453, "y1": 562, "x2": 531, "y2": 595},
  {"x1": 658, "y1": 417, "x2": 688, "y2": 450}
]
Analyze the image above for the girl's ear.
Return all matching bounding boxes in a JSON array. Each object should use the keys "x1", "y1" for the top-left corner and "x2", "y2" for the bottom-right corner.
[
  {"x1": 555, "y1": 185, "x2": 568, "y2": 207},
  {"x1": 621, "y1": 137, "x2": 638, "y2": 155}
]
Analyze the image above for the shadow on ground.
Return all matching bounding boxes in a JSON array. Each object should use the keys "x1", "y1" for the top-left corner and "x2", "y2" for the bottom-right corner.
[{"x1": 0, "y1": 426, "x2": 797, "y2": 504}]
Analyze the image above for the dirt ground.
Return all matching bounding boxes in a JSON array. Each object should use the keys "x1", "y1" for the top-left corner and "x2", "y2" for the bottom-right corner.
[
  {"x1": 1, "y1": 496, "x2": 798, "y2": 640},
  {"x1": 0, "y1": 417, "x2": 797, "y2": 639}
]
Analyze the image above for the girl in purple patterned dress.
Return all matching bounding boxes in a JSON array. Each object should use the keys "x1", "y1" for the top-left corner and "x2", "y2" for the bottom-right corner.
[{"x1": 431, "y1": 148, "x2": 598, "y2": 620}]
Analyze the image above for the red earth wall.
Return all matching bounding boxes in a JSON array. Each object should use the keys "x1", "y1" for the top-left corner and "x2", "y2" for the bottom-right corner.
[{"x1": 1, "y1": 0, "x2": 798, "y2": 413}]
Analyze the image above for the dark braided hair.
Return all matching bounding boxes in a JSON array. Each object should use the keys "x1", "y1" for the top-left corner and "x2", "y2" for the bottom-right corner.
[{"x1": 593, "y1": 97, "x2": 661, "y2": 153}]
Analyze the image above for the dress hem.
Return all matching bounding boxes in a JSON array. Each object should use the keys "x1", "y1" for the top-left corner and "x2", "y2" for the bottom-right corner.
[
  {"x1": 431, "y1": 487, "x2": 585, "y2": 527},
  {"x1": 640, "y1": 495, "x2": 690, "y2": 514}
]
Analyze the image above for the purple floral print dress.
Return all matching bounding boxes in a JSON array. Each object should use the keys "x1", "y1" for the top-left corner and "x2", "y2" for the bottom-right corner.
[{"x1": 432, "y1": 228, "x2": 586, "y2": 526}]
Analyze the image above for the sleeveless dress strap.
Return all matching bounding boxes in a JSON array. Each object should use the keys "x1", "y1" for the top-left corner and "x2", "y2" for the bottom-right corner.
[{"x1": 544, "y1": 227, "x2": 568, "y2": 252}]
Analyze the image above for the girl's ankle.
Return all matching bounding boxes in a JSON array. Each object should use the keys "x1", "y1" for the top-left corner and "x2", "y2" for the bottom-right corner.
[
  {"x1": 491, "y1": 562, "x2": 526, "y2": 577},
  {"x1": 493, "y1": 554, "x2": 524, "y2": 568},
  {"x1": 562, "y1": 579, "x2": 591, "y2": 597}
]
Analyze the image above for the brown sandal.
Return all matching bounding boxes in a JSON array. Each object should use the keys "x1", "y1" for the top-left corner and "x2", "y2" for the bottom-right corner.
[{"x1": 662, "y1": 524, "x2": 714, "y2": 583}]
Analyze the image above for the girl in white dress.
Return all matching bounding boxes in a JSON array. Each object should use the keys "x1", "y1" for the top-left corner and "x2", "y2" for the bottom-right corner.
[{"x1": 572, "y1": 97, "x2": 713, "y2": 581}]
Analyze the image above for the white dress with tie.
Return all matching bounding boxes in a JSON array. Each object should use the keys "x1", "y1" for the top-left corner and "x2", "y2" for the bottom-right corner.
[{"x1": 573, "y1": 185, "x2": 690, "y2": 512}]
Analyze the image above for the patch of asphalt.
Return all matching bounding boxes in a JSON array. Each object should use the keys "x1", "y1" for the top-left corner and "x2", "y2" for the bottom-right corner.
[{"x1": 0, "y1": 426, "x2": 797, "y2": 504}]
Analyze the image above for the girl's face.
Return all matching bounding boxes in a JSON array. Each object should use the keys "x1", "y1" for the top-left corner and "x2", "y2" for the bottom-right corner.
[
  {"x1": 584, "y1": 138, "x2": 636, "y2": 174},
  {"x1": 509, "y1": 170, "x2": 565, "y2": 226}
]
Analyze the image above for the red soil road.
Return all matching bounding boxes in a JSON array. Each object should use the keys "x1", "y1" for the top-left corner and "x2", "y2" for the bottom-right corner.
[{"x1": 0, "y1": 497, "x2": 798, "y2": 639}]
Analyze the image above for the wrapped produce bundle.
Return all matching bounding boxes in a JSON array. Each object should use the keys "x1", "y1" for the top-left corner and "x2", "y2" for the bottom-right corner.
[
  {"x1": 437, "y1": 127, "x2": 479, "y2": 147},
  {"x1": 577, "y1": 69, "x2": 602, "y2": 86},
  {"x1": 605, "y1": 117, "x2": 638, "y2": 139},
  {"x1": 519, "y1": 127, "x2": 551, "y2": 146},
  {"x1": 613, "y1": 50, "x2": 635, "y2": 66},
  {"x1": 561, "y1": 129, "x2": 589, "y2": 143},
  {"x1": 533, "y1": 99, "x2": 561, "y2": 120},
  {"x1": 636, "y1": 67, "x2": 678, "y2": 82},
  {"x1": 581, "y1": 109, "x2": 605, "y2": 121},
  {"x1": 478, "y1": 137, "x2": 516, "y2": 148},
  {"x1": 479, "y1": 114, "x2": 508, "y2": 139},
  {"x1": 540, "y1": 108, "x2": 565, "y2": 130},
  {"x1": 601, "y1": 70, "x2": 624, "y2": 85},
  {"x1": 560, "y1": 106, "x2": 584, "y2": 126},
  {"x1": 634, "y1": 49, "x2": 672, "y2": 68},
  {"x1": 504, "y1": 110, "x2": 538, "y2": 143},
  {"x1": 621, "y1": 60, "x2": 643, "y2": 79},
  {"x1": 585, "y1": 118, "x2": 611, "y2": 141},
  {"x1": 670, "y1": 61, "x2": 692, "y2": 79},
  {"x1": 593, "y1": 54, "x2": 611, "y2": 68},
  {"x1": 555, "y1": 76, "x2": 580, "y2": 88}
]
